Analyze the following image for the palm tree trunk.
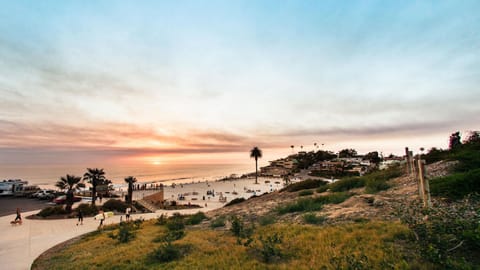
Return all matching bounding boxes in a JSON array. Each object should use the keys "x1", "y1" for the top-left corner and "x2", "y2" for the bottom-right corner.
[
  {"x1": 66, "y1": 190, "x2": 73, "y2": 213},
  {"x1": 91, "y1": 181, "x2": 96, "y2": 206},
  {"x1": 255, "y1": 157, "x2": 258, "y2": 184}
]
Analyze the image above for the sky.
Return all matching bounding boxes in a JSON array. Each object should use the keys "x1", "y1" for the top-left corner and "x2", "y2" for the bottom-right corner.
[{"x1": 0, "y1": 0, "x2": 479, "y2": 168}]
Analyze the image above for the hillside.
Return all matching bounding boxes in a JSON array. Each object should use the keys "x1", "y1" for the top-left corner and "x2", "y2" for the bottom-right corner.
[{"x1": 32, "y1": 160, "x2": 480, "y2": 269}]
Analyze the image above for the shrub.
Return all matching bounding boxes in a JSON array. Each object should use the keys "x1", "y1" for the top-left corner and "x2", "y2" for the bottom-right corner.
[
  {"x1": 210, "y1": 216, "x2": 227, "y2": 228},
  {"x1": 185, "y1": 212, "x2": 207, "y2": 225},
  {"x1": 37, "y1": 206, "x2": 67, "y2": 217},
  {"x1": 277, "y1": 198, "x2": 323, "y2": 214},
  {"x1": 75, "y1": 203, "x2": 98, "y2": 216},
  {"x1": 278, "y1": 192, "x2": 352, "y2": 214},
  {"x1": 329, "y1": 177, "x2": 365, "y2": 192},
  {"x1": 166, "y1": 215, "x2": 185, "y2": 231},
  {"x1": 102, "y1": 199, "x2": 128, "y2": 212},
  {"x1": 298, "y1": 190, "x2": 314, "y2": 197},
  {"x1": 230, "y1": 215, "x2": 254, "y2": 246},
  {"x1": 365, "y1": 178, "x2": 390, "y2": 193},
  {"x1": 149, "y1": 242, "x2": 182, "y2": 263},
  {"x1": 281, "y1": 179, "x2": 328, "y2": 192},
  {"x1": 156, "y1": 214, "x2": 168, "y2": 225},
  {"x1": 256, "y1": 232, "x2": 283, "y2": 263},
  {"x1": 396, "y1": 196, "x2": 480, "y2": 268},
  {"x1": 302, "y1": 213, "x2": 326, "y2": 224},
  {"x1": 258, "y1": 215, "x2": 276, "y2": 226},
  {"x1": 224, "y1": 197, "x2": 246, "y2": 207},
  {"x1": 316, "y1": 185, "x2": 329, "y2": 193},
  {"x1": 313, "y1": 192, "x2": 352, "y2": 204},
  {"x1": 430, "y1": 168, "x2": 480, "y2": 199},
  {"x1": 108, "y1": 222, "x2": 136, "y2": 243}
]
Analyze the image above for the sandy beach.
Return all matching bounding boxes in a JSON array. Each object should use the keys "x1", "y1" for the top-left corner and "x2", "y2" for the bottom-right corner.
[{"x1": 0, "y1": 176, "x2": 283, "y2": 270}]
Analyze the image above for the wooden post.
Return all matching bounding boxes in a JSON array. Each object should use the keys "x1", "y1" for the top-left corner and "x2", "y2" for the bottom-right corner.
[
  {"x1": 405, "y1": 147, "x2": 411, "y2": 174},
  {"x1": 416, "y1": 158, "x2": 424, "y2": 200},
  {"x1": 418, "y1": 159, "x2": 431, "y2": 208}
]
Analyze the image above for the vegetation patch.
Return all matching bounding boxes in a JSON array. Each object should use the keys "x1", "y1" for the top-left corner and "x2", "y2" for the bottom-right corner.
[
  {"x1": 185, "y1": 212, "x2": 207, "y2": 225},
  {"x1": 224, "y1": 197, "x2": 246, "y2": 207},
  {"x1": 37, "y1": 206, "x2": 68, "y2": 218},
  {"x1": 430, "y1": 168, "x2": 480, "y2": 199},
  {"x1": 101, "y1": 199, "x2": 128, "y2": 212},
  {"x1": 75, "y1": 203, "x2": 98, "y2": 216},
  {"x1": 302, "y1": 213, "x2": 326, "y2": 225},
  {"x1": 278, "y1": 192, "x2": 352, "y2": 214},
  {"x1": 281, "y1": 179, "x2": 328, "y2": 192},
  {"x1": 210, "y1": 215, "x2": 227, "y2": 228},
  {"x1": 298, "y1": 190, "x2": 314, "y2": 197}
]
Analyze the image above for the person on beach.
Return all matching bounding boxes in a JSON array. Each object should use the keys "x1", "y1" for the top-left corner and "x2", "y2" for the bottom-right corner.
[
  {"x1": 76, "y1": 209, "x2": 83, "y2": 226},
  {"x1": 13, "y1": 208, "x2": 22, "y2": 225},
  {"x1": 125, "y1": 207, "x2": 131, "y2": 222},
  {"x1": 98, "y1": 210, "x2": 105, "y2": 229}
]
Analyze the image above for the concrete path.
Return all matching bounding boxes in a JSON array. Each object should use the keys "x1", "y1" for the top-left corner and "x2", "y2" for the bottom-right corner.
[{"x1": 0, "y1": 208, "x2": 203, "y2": 270}]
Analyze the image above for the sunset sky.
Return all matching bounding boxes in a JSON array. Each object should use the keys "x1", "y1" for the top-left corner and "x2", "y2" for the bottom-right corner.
[{"x1": 1, "y1": 1, "x2": 479, "y2": 167}]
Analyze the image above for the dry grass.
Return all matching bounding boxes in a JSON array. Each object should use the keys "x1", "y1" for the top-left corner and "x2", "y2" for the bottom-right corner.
[{"x1": 33, "y1": 220, "x2": 426, "y2": 270}]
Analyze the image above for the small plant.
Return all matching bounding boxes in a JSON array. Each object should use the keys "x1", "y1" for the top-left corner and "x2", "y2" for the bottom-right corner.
[
  {"x1": 156, "y1": 214, "x2": 167, "y2": 225},
  {"x1": 75, "y1": 203, "x2": 98, "y2": 216},
  {"x1": 256, "y1": 232, "x2": 283, "y2": 263},
  {"x1": 37, "y1": 206, "x2": 67, "y2": 217},
  {"x1": 281, "y1": 179, "x2": 328, "y2": 192},
  {"x1": 303, "y1": 213, "x2": 326, "y2": 225},
  {"x1": 224, "y1": 197, "x2": 246, "y2": 207},
  {"x1": 108, "y1": 222, "x2": 140, "y2": 243},
  {"x1": 258, "y1": 215, "x2": 276, "y2": 226},
  {"x1": 185, "y1": 212, "x2": 207, "y2": 225},
  {"x1": 166, "y1": 214, "x2": 185, "y2": 231},
  {"x1": 230, "y1": 215, "x2": 254, "y2": 246},
  {"x1": 210, "y1": 216, "x2": 227, "y2": 228},
  {"x1": 298, "y1": 190, "x2": 314, "y2": 197},
  {"x1": 101, "y1": 199, "x2": 128, "y2": 212},
  {"x1": 149, "y1": 242, "x2": 182, "y2": 263}
]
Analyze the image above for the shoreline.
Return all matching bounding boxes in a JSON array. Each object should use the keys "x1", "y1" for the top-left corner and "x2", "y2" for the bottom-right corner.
[{"x1": 0, "y1": 176, "x2": 284, "y2": 218}]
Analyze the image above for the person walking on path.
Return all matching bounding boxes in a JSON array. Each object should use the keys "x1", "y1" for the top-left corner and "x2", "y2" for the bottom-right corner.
[
  {"x1": 125, "y1": 207, "x2": 131, "y2": 222},
  {"x1": 12, "y1": 208, "x2": 22, "y2": 225},
  {"x1": 76, "y1": 209, "x2": 83, "y2": 226},
  {"x1": 98, "y1": 210, "x2": 105, "y2": 229}
]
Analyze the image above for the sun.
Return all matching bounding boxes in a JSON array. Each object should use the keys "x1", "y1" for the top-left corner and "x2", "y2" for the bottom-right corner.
[{"x1": 152, "y1": 161, "x2": 161, "y2": 165}]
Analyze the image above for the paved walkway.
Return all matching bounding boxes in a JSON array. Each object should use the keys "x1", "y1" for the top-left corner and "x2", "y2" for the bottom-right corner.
[{"x1": 0, "y1": 208, "x2": 203, "y2": 270}]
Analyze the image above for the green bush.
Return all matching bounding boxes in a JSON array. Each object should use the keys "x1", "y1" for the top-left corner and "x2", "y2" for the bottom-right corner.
[
  {"x1": 185, "y1": 212, "x2": 207, "y2": 225},
  {"x1": 149, "y1": 242, "x2": 183, "y2": 263},
  {"x1": 316, "y1": 185, "x2": 329, "y2": 193},
  {"x1": 277, "y1": 198, "x2": 323, "y2": 214},
  {"x1": 210, "y1": 216, "x2": 227, "y2": 228},
  {"x1": 313, "y1": 192, "x2": 352, "y2": 204},
  {"x1": 298, "y1": 190, "x2": 314, "y2": 196},
  {"x1": 108, "y1": 222, "x2": 136, "y2": 243},
  {"x1": 281, "y1": 179, "x2": 328, "y2": 192},
  {"x1": 278, "y1": 192, "x2": 352, "y2": 214},
  {"x1": 330, "y1": 177, "x2": 365, "y2": 192},
  {"x1": 365, "y1": 178, "x2": 390, "y2": 193},
  {"x1": 102, "y1": 199, "x2": 128, "y2": 212},
  {"x1": 430, "y1": 168, "x2": 480, "y2": 199},
  {"x1": 75, "y1": 203, "x2": 98, "y2": 216},
  {"x1": 302, "y1": 213, "x2": 326, "y2": 224},
  {"x1": 37, "y1": 206, "x2": 67, "y2": 217},
  {"x1": 166, "y1": 215, "x2": 185, "y2": 231},
  {"x1": 258, "y1": 215, "x2": 276, "y2": 226},
  {"x1": 256, "y1": 232, "x2": 283, "y2": 263},
  {"x1": 224, "y1": 197, "x2": 246, "y2": 207}
]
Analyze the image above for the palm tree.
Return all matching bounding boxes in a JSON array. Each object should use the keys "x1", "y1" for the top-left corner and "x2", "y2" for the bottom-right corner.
[
  {"x1": 124, "y1": 176, "x2": 137, "y2": 205},
  {"x1": 83, "y1": 168, "x2": 106, "y2": 205},
  {"x1": 250, "y1": 146, "x2": 262, "y2": 184},
  {"x1": 56, "y1": 174, "x2": 85, "y2": 213}
]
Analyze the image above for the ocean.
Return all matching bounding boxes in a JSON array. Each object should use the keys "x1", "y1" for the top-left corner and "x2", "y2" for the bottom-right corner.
[{"x1": 0, "y1": 163, "x2": 254, "y2": 188}]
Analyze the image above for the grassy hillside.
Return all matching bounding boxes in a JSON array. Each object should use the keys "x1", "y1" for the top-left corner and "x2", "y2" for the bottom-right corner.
[{"x1": 33, "y1": 218, "x2": 426, "y2": 270}]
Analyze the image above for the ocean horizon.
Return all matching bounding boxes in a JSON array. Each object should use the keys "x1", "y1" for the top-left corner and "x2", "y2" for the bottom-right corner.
[{"x1": 0, "y1": 163, "x2": 254, "y2": 187}]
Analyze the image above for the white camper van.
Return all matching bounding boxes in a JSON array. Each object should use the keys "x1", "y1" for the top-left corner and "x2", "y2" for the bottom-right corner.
[{"x1": 0, "y1": 179, "x2": 28, "y2": 196}]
